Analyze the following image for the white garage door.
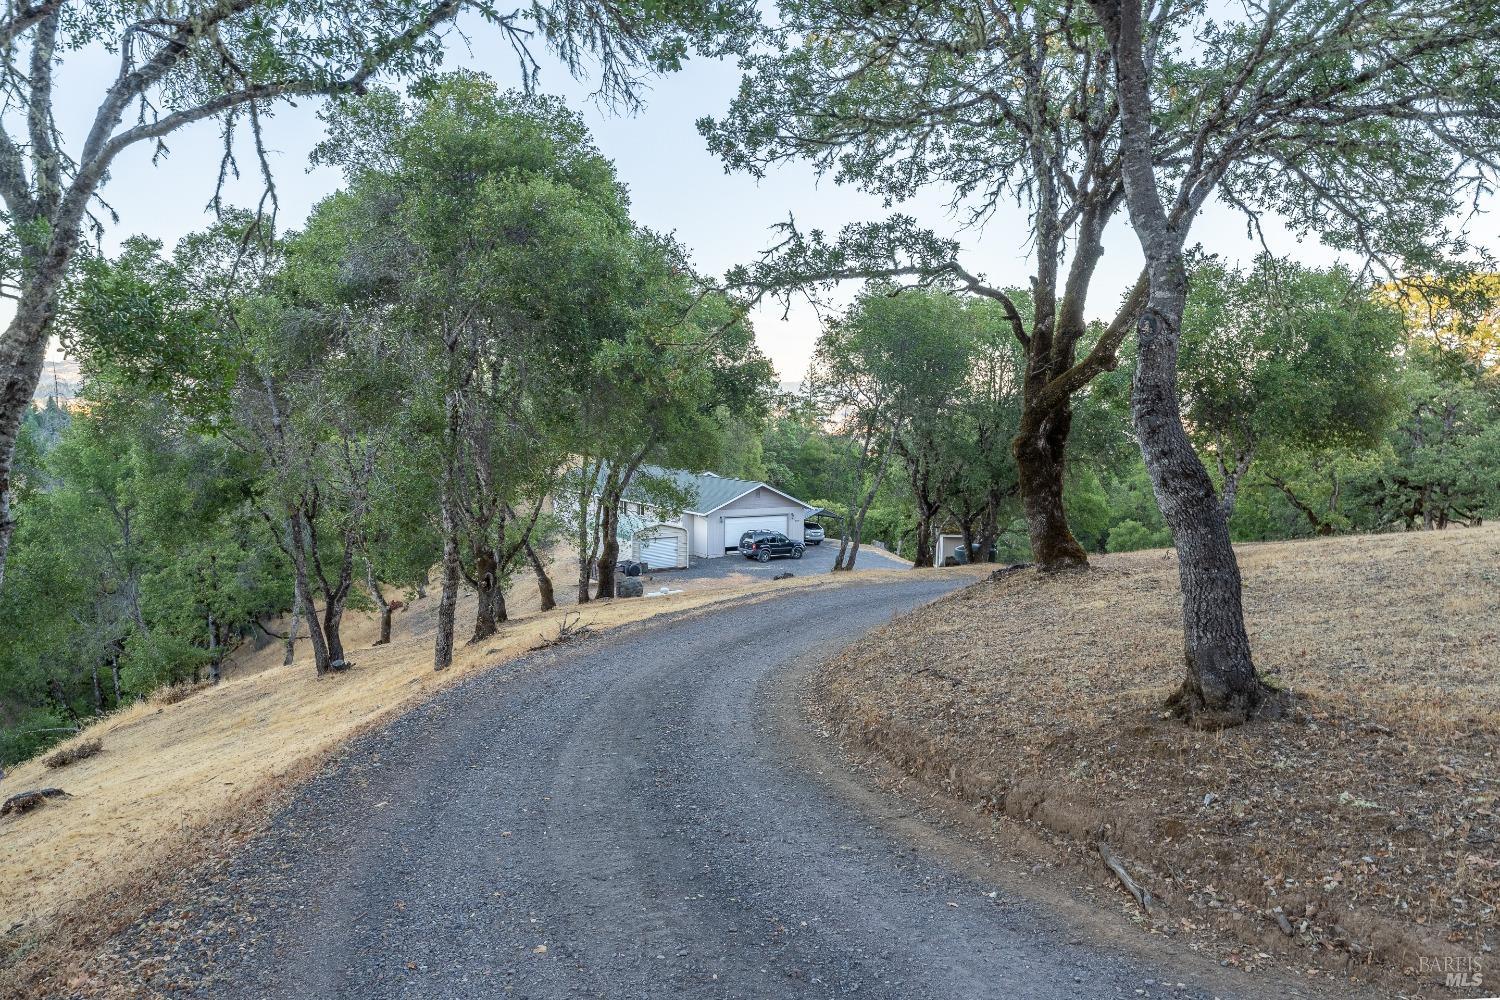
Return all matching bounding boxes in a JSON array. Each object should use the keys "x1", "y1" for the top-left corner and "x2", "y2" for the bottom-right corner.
[
  {"x1": 723, "y1": 515, "x2": 788, "y2": 550},
  {"x1": 637, "y1": 532, "x2": 683, "y2": 569}
]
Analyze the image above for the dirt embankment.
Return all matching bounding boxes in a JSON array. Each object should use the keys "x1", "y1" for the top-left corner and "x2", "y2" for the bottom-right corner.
[{"x1": 817, "y1": 527, "x2": 1500, "y2": 997}]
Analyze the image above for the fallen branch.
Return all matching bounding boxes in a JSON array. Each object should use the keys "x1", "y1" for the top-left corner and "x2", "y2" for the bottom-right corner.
[
  {"x1": 535, "y1": 613, "x2": 592, "y2": 650},
  {"x1": 1098, "y1": 842, "x2": 1153, "y2": 915},
  {"x1": 2, "y1": 788, "x2": 71, "y2": 817},
  {"x1": 252, "y1": 618, "x2": 289, "y2": 641}
]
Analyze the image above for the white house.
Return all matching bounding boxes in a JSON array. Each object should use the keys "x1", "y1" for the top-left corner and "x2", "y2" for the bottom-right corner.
[{"x1": 617, "y1": 467, "x2": 816, "y2": 569}]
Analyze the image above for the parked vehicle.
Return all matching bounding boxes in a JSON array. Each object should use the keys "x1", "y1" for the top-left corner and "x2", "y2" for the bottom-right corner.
[
  {"x1": 802, "y1": 521, "x2": 825, "y2": 544},
  {"x1": 738, "y1": 529, "x2": 804, "y2": 562}
]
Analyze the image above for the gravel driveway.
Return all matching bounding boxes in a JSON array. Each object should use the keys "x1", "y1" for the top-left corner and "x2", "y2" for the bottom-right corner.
[
  {"x1": 645, "y1": 538, "x2": 909, "y2": 583},
  {"x1": 99, "y1": 578, "x2": 1289, "y2": 1000}
]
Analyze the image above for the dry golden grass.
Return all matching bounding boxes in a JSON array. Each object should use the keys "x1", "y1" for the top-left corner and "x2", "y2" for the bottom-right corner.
[
  {"x1": 820, "y1": 527, "x2": 1500, "y2": 994},
  {"x1": 0, "y1": 558, "x2": 947, "y2": 945}
]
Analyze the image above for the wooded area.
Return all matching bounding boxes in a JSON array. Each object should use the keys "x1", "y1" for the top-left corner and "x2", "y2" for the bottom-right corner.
[{"x1": 2, "y1": 0, "x2": 1499, "y2": 762}]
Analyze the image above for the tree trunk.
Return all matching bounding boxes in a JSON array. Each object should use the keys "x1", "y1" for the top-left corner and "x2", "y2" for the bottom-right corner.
[
  {"x1": 471, "y1": 578, "x2": 508, "y2": 638},
  {"x1": 577, "y1": 548, "x2": 594, "y2": 604},
  {"x1": 296, "y1": 582, "x2": 330, "y2": 677},
  {"x1": 1216, "y1": 446, "x2": 1255, "y2": 521},
  {"x1": 595, "y1": 500, "x2": 620, "y2": 599},
  {"x1": 577, "y1": 471, "x2": 600, "y2": 605},
  {"x1": 1095, "y1": 0, "x2": 1268, "y2": 727},
  {"x1": 321, "y1": 574, "x2": 351, "y2": 671},
  {"x1": 471, "y1": 546, "x2": 501, "y2": 642},
  {"x1": 365, "y1": 565, "x2": 393, "y2": 646},
  {"x1": 910, "y1": 488, "x2": 943, "y2": 568},
  {"x1": 434, "y1": 504, "x2": 461, "y2": 671},
  {"x1": 207, "y1": 612, "x2": 222, "y2": 684},
  {"x1": 906, "y1": 456, "x2": 942, "y2": 569},
  {"x1": 110, "y1": 655, "x2": 122, "y2": 705},
  {"x1": 913, "y1": 516, "x2": 935, "y2": 568},
  {"x1": 523, "y1": 538, "x2": 556, "y2": 612},
  {"x1": 839, "y1": 424, "x2": 899, "y2": 572},
  {"x1": 91, "y1": 662, "x2": 103, "y2": 712},
  {"x1": 978, "y1": 488, "x2": 1004, "y2": 563},
  {"x1": 284, "y1": 577, "x2": 303, "y2": 666},
  {"x1": 0, "y1": 271, "x2": 66, "y2": 592},
  {"x1": 472, "y1": 587, "x2": 498, "y2": 640},
  {"x1": 1268, "y1": 475, "x2": 1335, "y2": 536},
  {"x1": 1136, "y1": 274, "x2": 1269, "y2": 727},
  {"x1": 845, "y1": 531, "x2": 864, "y2": 570},
  {"x1": 1013, "y1": 403, "x2": 1088, "y2": 571},
  {"x1": 287, "y1": 511, "x2": 332, "y2": 675},
  {"x1": 834, "y1": 426, "x2": 872, "y2": 572}
]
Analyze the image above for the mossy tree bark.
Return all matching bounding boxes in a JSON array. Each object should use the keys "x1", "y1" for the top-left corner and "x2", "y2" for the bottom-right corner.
[{"x1": 1013, "y1": 400, "x2": 1088, "y2": 570}]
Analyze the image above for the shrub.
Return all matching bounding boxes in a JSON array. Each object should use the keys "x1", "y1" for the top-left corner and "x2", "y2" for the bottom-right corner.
[
  {"x1": 42, "y1": 738, "x2": 102, "y2": 769},
  {"x1": 150, "y1": 679, "x2": 212, "y2": 706}
]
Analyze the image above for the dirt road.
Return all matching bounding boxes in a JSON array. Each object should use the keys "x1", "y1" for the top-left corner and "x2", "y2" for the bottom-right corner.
[{"x1": 106, "y1": 578, "x2": 1317, "y2": 999}]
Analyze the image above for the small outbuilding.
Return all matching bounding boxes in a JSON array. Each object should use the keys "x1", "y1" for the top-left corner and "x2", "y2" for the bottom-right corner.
[
  {"x1": 936, "y1": 533, "x2": 969, "y2": 566},
  {"x1": 631, "y1": 522, "x2": 690, "y2": 570}
]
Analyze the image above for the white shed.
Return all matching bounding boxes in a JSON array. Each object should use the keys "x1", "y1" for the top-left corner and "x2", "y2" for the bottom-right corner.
[
  {"x1": 936, "y1": 533, "x2": 968, "y2": 566},
  {"x1": 632, "y1": 523, "x2": 689, "y2": 570}
]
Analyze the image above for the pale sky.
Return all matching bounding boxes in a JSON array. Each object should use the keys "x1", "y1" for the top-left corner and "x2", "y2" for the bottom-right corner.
[{"x1": 29, "y1": 9, "x2": 1499, "y2": 388}]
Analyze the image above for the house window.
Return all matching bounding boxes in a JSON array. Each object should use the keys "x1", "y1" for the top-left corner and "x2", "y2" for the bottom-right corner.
[{"x1": 636, "y1": 503, "x2": 646, "y2": 516}]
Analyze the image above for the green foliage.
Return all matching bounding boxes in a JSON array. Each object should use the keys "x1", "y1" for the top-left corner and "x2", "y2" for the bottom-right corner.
[
  {"x1": 1106, "y1": 519, "x2": 1171, "y2": 553},
  {"x1": 700, "y1": 0, "x2": 1103, "y2": 219},
  {"x1": 760, "y1": 398, "x2": 856, "y2": 502},
  {"x1": 301, "y1": 75, "x2": 772, "y2": 614},
  {"x1": 65, "y1": 235, "x2": 243, "y2": 422},
  {"x1": 1355, "y1": 348, "x2": 1500, "y2": 529},
  {"x1": 1062, "y1": 469, "x2": 1113, "y2": 553},
  {"x1": 1216, "y1": 346, "x2": 1500, "y2": 537},
  {"x1": 0, "y1": 393, "x2": 287, "y2": 764},
  {"x1": 1178, "y1": 257, "x2": 1404, "y2": 477}
]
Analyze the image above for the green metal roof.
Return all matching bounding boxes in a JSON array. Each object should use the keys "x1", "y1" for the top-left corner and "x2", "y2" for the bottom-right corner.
[{"x1": 629, "y1": 465, "x2": 811, "y2": 515}]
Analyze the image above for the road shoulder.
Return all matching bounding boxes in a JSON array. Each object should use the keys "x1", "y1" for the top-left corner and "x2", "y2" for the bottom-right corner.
[{"x1": 766, "y1": 650, "x2": 1385, "y2": 1000}]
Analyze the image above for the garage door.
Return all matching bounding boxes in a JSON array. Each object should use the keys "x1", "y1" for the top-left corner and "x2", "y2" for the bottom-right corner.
[
  {"x1": 722, "y1": 515, "x2": 787, "y2": 550},
  {"x1": 637, "y1": 532, "x2": 683, "y2": 570}
]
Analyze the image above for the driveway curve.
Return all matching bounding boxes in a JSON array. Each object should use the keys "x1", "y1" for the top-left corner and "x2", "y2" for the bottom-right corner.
[{"x1": 111, "y1": 578, "x2": 1283, "y2": 1000}]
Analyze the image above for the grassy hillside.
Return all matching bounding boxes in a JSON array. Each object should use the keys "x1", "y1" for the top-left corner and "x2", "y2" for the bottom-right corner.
[{"x1": 819, "y1": 527, "x2": 1500, "y2": 996}]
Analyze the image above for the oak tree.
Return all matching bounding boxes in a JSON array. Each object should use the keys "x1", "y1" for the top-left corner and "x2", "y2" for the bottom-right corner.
[{"x1": 1087, "y1": 0, "x2": 1500, "y2": 724}]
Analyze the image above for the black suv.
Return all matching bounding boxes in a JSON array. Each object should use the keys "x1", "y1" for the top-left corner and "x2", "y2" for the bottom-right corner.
[{"x1": 738, "y1": 529, "x2": 804, "y2": 562}]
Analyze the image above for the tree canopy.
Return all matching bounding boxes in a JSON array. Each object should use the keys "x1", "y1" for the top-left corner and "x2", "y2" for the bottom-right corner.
[{"x1": 1177, "y1": 256, "x2": 1404, "y2": 515}]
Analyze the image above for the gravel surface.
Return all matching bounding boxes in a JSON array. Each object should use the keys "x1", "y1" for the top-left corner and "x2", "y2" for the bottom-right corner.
[
  {"x1": 643, "y1": 538, "x2": 908, "y2": 582},
  {"x1": 96, "y1": 578, "x2": 1267, "y2": 1000}
]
